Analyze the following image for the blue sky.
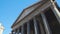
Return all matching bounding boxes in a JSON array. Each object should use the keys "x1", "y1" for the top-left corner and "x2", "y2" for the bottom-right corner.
[{"x1": 0, "y1": 0, "x2": 60, "y2": 34}]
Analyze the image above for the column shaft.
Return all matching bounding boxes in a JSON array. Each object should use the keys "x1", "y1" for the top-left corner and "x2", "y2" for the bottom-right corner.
[
  {"x1": 41, "y1": 13, "x2": 51, "y2": 34},
  {"x1": 50, "y1": 1, "x2": 60, "y2": 23},
  {"x1": 17, "y1": 29, "x2": 20, "y2": 34},
  {"x1": 21, "y1": 25, "x2": 24, "y2": 34},
  {"x1": 27, "y1": 22, "x2": 30, "y2": 34},
  {"x1": 33, "y1": 17, "x2": 39, "y2": 34},
  {"x1": 37, "y1": 17, "x2": 45, "y2": 34}
]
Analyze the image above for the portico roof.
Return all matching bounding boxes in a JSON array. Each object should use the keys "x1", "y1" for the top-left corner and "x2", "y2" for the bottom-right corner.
[
  {"x1": 11, "y1": 0, "x2": 60, "y2": 28},
  {"x1": 11, "y1": 0, "x2": 48, "y2": 28}
]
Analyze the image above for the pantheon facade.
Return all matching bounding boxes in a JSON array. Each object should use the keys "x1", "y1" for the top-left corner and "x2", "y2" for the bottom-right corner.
[{"x1": 11, "y1": 0, "x2": 60, "y2": 34}]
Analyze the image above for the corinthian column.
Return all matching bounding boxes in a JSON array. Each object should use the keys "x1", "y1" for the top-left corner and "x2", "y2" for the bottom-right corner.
[
  {"x1": 27, "y1": 22, "x2": 30, "y2": 34},
  {"x1": 40, "y1": 13, "x2": 51, "y2": 34},
  {"x1": 33, "y1": 17, "x2": 39, "y2": 34},
  {"x1": 21, "y1": 25, "x2": 24, "y2": 34},
  {"x1": 50, "y1": 0, "x2": 60, "y2": 23}
]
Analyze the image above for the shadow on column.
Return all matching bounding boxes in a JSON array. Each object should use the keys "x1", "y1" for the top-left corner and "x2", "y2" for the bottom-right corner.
[{"x1": 44, "y1": 8, "x2": 60, "y2": 34}]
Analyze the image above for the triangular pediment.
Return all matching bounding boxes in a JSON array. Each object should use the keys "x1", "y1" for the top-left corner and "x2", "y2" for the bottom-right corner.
[
  {"x1": 11, "y1": 0, "x2": 49, "y2": 28},
  {"x1": 16, "y1": 1, "x2": 46, "y2": 23}
]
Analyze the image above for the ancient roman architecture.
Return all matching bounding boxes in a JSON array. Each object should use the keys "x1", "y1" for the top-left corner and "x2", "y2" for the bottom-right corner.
[
  {"x1": 0, "y1": 23, "x2": 4, "y2": 34},
  {"x1": 11, "y1": 0, "x2": 60, "y2": 34}
]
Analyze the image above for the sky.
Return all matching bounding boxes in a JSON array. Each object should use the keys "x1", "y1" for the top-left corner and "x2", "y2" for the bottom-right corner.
[{"x1": 0, "y1": 0, "x2": 60, "y2": 34}]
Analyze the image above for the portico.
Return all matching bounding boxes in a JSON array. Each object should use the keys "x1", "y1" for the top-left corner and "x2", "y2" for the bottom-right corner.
[{"x1": 11, "y1": 0, "x2": 60, "y2": 34}]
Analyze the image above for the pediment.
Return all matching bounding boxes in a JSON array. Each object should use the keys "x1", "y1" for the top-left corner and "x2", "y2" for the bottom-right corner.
[
  {"x1": 11, "y1": 0, "x2": 48, "y2": 28},
  {"x1": 16, "y1": 1, "x2": 44, "y2": 23}
]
